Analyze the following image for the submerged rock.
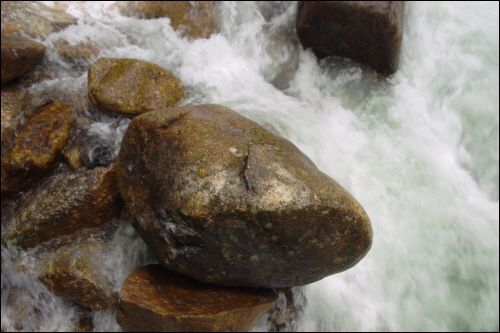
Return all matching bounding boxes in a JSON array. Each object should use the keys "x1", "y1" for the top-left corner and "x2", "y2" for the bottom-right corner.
[
  {"x1": 0, "y1": 1, "x2": 77, "y2": 39},
  {"x1": 9, "y1": 164, "x2": 123, "y2": 249},
  {"x1": 296, "y1": 1, "x2": 404, "y2": 76},
  {"x1": 1, "y1": 101, "x2": 75, "y2": 194},
  {"x1": 120, "y1": 1, "x2": 218, "y2": 39},
  {"x1": 1, "y1": 36, "x2": 46, "y2": 84},
  {"x1": 116, "y1": 264, "x2": 278, "y2": 332},
  {"x1": 88, "y1": 57, "x2": 185, "y2": 117},
  {"x1": 116, "y1": 104, "x2": 372, "y2": 288}
]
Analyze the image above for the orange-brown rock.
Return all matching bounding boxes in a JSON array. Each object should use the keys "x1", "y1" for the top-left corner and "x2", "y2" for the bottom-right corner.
[
  {"x1": 1, "y1": 84, "x2": 61, "y2": 159},
  {"x1": 63, "y1": 145, "x2": 83, "y2": 170},
  {"x1": 1, "y1": 101, "x2": 75, "y2": 194},
  {"x1": 0, "y1": 1, "x2": 76, "y2": 39},
  {"x1": 8, "y1": 164, "x2": 123, "y2": 249},
  {"x1": 116, "y1": 104, "x2": 373, "y2": 288},
  {"x1": 37, "y1": 226, "x2": 119, "y2": 311},
  {"x1": 1, "y1": 36, "x2": 46, "y2": 84},
  {"x1": 88, "y1": 57, "x2": 185, "y2": 117},
  {"x1": 116, "y1": 264, "x2": 278, "y2": 332},
  {"x1": 120, "y1": 1, "x2": 217, "y2": 39},
  {"x1": 296, "y1": 1, "x2": 404, "y2": 76}
]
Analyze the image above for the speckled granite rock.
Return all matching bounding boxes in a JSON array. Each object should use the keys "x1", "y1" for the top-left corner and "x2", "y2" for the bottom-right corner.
[
  {"x1": 1, "y1": 101, "x2": 75, "y2": 194},
  {"x1": 88, "y1": 57, "x2": 185, "y2": 117},
  {"x1": 9, "y1": 164, "x2": 123, "y2": 249},
  {"x1": 116, "y1": 264, "x2": 278, "y2": 332},
  {"x1": 116, "y1": 104, "x2": 372, "y2": 288}
]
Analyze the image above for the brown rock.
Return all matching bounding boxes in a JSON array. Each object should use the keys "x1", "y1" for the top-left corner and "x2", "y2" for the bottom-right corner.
[
  {"x1": 37, "y1": 226, "x2": 119, "y2": 311},
  {"x1": 1, "y1": 84, "x2": 61, "y2": 159},
  {"x1": 120, "y1": 1, "x2": 217, "y2": 39},
  {"x1": 8, "y1": 164, "x2": 123, "y2": 249},
  {"x1": 53, "y1": 39, "x2": 101, "y2": 61},
  {"x1": 63, "y1": 145, "x2": 83, "y2": 170},
  {"x1": 0, "y1": 1, "x2": 77, "y2": 39},
  {"x1": 1, "y1": 101, "x2": 75, "y2": 194},
  {"x1": 1, "y1": 36, "x2": 46, "y2": 84},
  {"x1": 116, "y1": 104, "x2": 373, "y2": 288},
  {"x1": 296, "y1": 1, "x2": 404, "y2": 76},
  {"x1": 88, "y1": 57, "x2": 185, "y2": 117},
  {"x1": 116, "y1": 264, "x2": 278, "y2": 332}
]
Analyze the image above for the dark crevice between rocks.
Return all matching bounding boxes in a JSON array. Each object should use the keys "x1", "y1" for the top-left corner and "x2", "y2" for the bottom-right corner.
[{"x1": 240, "y1": 143, "x2": 253, "y2": 193}]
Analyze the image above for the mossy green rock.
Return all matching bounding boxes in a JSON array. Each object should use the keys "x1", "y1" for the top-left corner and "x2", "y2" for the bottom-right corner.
[
  {"x1": 116, "y1": 104, "x2": 372, "y2": 288},
  {"x1": 88, "y1": 58, "x2": 185, "y2": 117}
]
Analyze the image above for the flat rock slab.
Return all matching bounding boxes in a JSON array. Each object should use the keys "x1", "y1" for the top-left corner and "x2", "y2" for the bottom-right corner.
[
  {"x1": 117, "y1": 104, "x2": 372, "y2": 288},
  {"x1": 1, "y1": 101, "x2": 75, "y2": 194},
  {"x1": 296, "y1": 1, "x2": 404, "y2": 76},
  {"x1": 88, "y1": 57, "x2": 185, "y2": 117},
  {"x1": 116, "y1": 264, "x2": 278, "y2": 332},
  {"x1": 1, "y1": 36, "x2": 46, "y2": 84}
]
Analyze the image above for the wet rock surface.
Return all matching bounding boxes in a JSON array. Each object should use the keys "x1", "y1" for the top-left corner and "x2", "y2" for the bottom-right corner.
[
  {"x1": 1, "y1": 36, "x2": 47, "y2": 84},
  {"x1": 1, "y1": 101, "x2": 75, "y2": 194},
  {"x1": 296, "y1": 1, "x2": 404, "y2": 76},
  {"x1": 117, "y1": 104, "x2": 373, "y2": 288},
  {"x1": 116, "y1": 264, "x2": 278, "y2": 332},
  {"x1": 120, "y1": 1, "x2": 218, "y2": 39},
  {"x1": 36, "y1": 225, "x2": 119, "y2": 311},
  {"x1": 88, "y1": 57, "x2": 185, "y2": 117},
  {"x1": 0, "y1": 1, "x2": 77, "y2": 39},
  {"x1": 8, "y1": 164, "x2": 123, "y2": 249}
]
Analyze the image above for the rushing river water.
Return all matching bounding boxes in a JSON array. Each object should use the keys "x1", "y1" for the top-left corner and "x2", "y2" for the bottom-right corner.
[{"x1": 1, "y1": 1, "x2": 499, "y2": 331}]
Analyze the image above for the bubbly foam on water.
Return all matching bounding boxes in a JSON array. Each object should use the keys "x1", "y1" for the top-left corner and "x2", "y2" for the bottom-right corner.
[{"x1": 2, "y1": 1, "x2": 498, "y2": 331}]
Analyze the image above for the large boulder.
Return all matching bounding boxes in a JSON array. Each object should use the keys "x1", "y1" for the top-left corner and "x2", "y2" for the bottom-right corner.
[
  {"x1": 295, "y1": 1, "x2": 404, "y2": 76},
  {"x1": 1, "y1": 101, "x2": 75, "y2": 194},
  {"x1": 116, "y1": 104, "x2": 372, "y2": 288},
  {"x1": 88, "y1": 58, "x2": 185, "y2": 117},
  {"x1": 0, "y1": 1, "x2": 76, "y2": 39},
  {"x1": 119, "y1": 1, "x2": 218, "y2": 39},
  {"x1": 1, "y1": 36, "x2": 46, "y2": 84},
  {"x1": 116, "y1": 264, "x2": 278, "y2": 332},
  {"x1": 8, "y1": 164, "x2": 123, "y2": 249}
]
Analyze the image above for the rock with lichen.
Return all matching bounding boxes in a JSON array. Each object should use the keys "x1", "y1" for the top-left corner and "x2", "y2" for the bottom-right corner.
[
  {"x1": 1, "y1": 101, "x2": 75, "y2": 194},
  {"x1": 88, "y1": 57, "x2": 185, "y2": 117},
  {"x1": 8, "y1": 164, "x2": 123, "y2": 249},
  {"x1": 116, "y1": 104, "x2": 372, "y2": 288}
]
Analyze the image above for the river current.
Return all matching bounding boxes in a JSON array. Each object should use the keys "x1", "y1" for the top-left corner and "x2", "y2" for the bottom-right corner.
[{"x1": 1, "y1": 1, "x2": 498, "y2": 331}]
